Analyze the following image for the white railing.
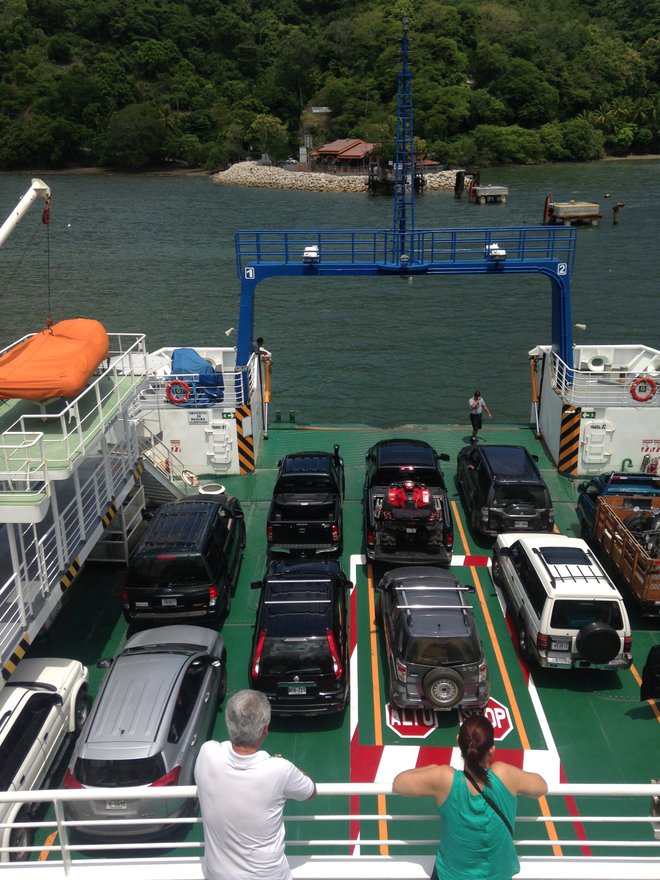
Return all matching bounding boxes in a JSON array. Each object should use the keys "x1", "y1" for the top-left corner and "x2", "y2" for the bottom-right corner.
[
  {"x1": 552, "y1": 351, "x2": 660, "y2": 408},
  {"x1": 1, "y1": 782, "x2": 658, "y2": 879},
  {"x1": 0, "y1": 333, "x2": 148, "y2": 487}
]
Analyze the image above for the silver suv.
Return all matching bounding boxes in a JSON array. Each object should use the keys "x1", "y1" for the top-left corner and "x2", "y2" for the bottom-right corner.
[
  {"x1": 376, "y1": 567, "x2": 490, "y2": 711},
  {"x1": 64, "y1": 625, "x2": 226, "y2": 838},
  {"x1": 492, "y1": 533, "x2": 633, "y2": 670},
  {"x1": 0, "y1": 657, "x2": 89, "y2": 862}
]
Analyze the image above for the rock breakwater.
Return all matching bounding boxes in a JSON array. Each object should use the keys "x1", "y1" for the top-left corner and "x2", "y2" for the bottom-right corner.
[{"x1": 212, "y1": 161, "x2": 457, "y2": 193}]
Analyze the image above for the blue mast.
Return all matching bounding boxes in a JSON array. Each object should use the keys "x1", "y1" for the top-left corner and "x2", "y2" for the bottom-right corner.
[{"x1": 393, "y1": 15, "x2": 415, "y2": 258}]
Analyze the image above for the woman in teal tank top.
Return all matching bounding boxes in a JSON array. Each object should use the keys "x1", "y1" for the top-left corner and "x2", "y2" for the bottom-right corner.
[{"x1": 392, "y1": 715, "x2": 547, "y2": 880}]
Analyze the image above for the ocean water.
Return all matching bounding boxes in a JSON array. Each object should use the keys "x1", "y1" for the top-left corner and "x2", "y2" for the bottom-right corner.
[{"x1": 0, "y1": 162, "x2": 658, "y2": 427}]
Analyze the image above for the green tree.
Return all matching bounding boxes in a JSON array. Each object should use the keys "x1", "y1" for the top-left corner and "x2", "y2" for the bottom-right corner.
[{"x1": 101, "y1": 102, "x2": 167, "y2": 168}]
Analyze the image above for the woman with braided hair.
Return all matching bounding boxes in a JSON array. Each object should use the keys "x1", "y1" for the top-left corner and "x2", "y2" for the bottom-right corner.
[{"x1": 392, "y1": 714, "x2": 547, "y2": 879}]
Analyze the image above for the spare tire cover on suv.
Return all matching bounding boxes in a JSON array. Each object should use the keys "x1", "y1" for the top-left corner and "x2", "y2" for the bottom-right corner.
[
  {"x1": 423, "y1": 667, "x2": 464, "y2": 708},
  {"x1": 575, "y1": 622, "x2": 620, "y2": 664}
]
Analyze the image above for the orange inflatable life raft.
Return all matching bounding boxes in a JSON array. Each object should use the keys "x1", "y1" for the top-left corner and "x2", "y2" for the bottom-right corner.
[{"x1": 0, "y1": 318, "x2": 110, "y2": 401}]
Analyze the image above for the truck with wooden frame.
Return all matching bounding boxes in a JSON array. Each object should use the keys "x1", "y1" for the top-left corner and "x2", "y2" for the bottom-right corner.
[{"x1": 592, "y1": 495, "x2": 660, "y2": 616}]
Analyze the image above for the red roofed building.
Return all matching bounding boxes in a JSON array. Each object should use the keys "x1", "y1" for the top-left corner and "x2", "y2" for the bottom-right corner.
[{"x1": 312, "y1": 139, "x2": 379, "y2": 171}]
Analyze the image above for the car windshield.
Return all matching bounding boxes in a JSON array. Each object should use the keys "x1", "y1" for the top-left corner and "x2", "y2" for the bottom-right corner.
[
  {"x1": 406, "y1": 633, "x2": 480, "y2": 666},
  {"x1": 127, "y1": 555, "x2": 209, "y2": 587},
  {"x1": 550, "y1": 600, "x2": 624, "y2": 630},
  {"x1": 260, "y1": 638, "x2": 333, "y2": 676},
  {"x1": 276, "y1": 476, "x2": 333, "y2": 493},
  {"x1": 75, "y1": 755, "x2": 166, "y2": 787},
  {"x1": 492, "y1": 485, "x2": 547, "y2": 506}
]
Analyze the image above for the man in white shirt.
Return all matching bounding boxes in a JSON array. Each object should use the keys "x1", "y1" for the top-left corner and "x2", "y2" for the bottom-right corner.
[{"x1": 195, "y1": 689, "x2": 316, "y2": 880}]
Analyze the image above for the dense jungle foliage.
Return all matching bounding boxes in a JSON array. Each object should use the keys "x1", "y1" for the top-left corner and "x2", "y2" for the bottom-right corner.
[{"x1": 1, "y1": 0, "x2": 659, "y2": 170}]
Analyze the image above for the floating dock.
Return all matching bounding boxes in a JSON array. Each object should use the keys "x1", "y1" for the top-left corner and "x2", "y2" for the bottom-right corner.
[
  {"x1": 546, "y1": 199, "x2": 602, "y2": 226},
  {"x1": 470, "y1": 183, "x2": 508, "y2": 204}
]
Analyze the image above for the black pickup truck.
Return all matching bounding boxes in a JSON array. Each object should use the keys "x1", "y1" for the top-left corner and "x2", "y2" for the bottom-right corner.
[
  {"x1": 364, "y1": 438, "x2": 454, "y2": 565},
  {"x1": 267, "y1": 448, "x2": 344, "y2": 554}
]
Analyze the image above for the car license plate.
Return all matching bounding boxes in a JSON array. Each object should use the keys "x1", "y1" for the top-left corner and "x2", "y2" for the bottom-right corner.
[
  {"x1": 288, "y1": 686, "x2": 307, "y2": 695},
  {"x1": 514, "y1": 521, "x2": 529, "y2": 529},
  {"x1": 405, "y1": 527, "x2": 417, "y2": 534},
  {"x1": 106, "y1": 800, "x2": 128, "y2": 811},
  {"x1": 161, "y1": 598, "x2": 177, "y2": 607},
  {"x1": 552, "y1": 640, "x2": 570, "y2": 651}
]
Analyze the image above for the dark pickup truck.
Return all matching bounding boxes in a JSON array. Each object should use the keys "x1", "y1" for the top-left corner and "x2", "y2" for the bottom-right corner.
[
  {"x1": 267, "y1": 447, "x2": 344, "y2": 554},
  {"x1": 364, "y1": 438, "x2": 454, "y2": 565}
]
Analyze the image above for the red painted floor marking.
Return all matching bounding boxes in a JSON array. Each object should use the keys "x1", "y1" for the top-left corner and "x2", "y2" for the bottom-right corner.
[
  {"x1": 560, "y1": 764, "x2": 592, "y2": 856},
  {"x1": 463, "y1": 554, "x2": 490, "y2": 567}
]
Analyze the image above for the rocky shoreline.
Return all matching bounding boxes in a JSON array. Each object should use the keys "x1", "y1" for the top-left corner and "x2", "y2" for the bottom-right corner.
[{"x1": 212, "y1": 160, "x2": 458, "y2": 192}]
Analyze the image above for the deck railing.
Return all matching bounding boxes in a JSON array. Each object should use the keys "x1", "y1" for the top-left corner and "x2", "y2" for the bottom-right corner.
[
  {"x1": 1, "y1": 781, "x2": 658, "y2": 879},
  {"x1": 551, "y1": 350, "x2": 660, "y2": 407}
]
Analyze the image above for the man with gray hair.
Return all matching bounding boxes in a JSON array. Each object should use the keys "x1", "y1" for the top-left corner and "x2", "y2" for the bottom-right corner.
[{"x1": 194, "y1": 689, "x2": 316, "y2": 880}]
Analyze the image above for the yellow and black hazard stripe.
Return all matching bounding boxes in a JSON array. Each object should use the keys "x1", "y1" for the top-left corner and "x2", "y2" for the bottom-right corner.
[
  {"x1": 60, "y1": 557, "x2": 82, "y2": 592},
  {"x1": 235, "y1": 404, "x2": 255, "y2": 473},
  {"x1": 2, "y1": 636, "x2": 30, "y2": 681},
  {"x1": 101, "y1": 501, "x2": 118, "y2": 528},
  {"x1": 557, "y1": 403, "x2": 581, "y2": 475},
  {"x1": 133, "y1": 458, "x2": 144, "y2": 482}
]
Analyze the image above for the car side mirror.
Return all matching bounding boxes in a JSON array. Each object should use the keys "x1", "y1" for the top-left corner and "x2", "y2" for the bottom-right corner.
[
  {"x1": 251, "y1": 580, "x2": 264, "y2": 590},
  {"x1": 497, "y1": 547, "x2": 510, "y2": 559},
  {"x1": 464, "y1": 584, "x2": 475, "y2": 593},
  {"x1": 439, "y1": 453, "x2": 450, "y2": 462},
  {"x1": 233, "y1": 508, "x2": 244, "y2": 520},
  {"x1": 531, "y1": 454, "x2": 539, "y2": 462},
  {"x1": 577, "y1": 482, "x2": 586, "y2": 493},
  {"x1": 210, "y1": 658, "x2": 223, "y2": 667},
  {"x1": 97, "y1": 658, "x2": 113, "y2": 669}
]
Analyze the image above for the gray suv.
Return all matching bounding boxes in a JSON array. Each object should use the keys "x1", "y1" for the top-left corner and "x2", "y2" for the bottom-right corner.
[
  {"x1": 64, "y1": 625, "x2": 226, "y2": 838},
  {"x1": 376, "y1": 567, "x2": 490, "y2": 711}
]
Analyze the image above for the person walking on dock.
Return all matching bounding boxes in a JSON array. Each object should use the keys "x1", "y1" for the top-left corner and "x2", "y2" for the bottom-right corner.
[
  {"x1": 194, "y1": 689, "x2": 316, "y2": 880},
  {"x1": 469, "y1": 389, "x2": 492, "y2": 442},
  {"x1": 393, "y1": 714, "x2": 547, "y2": 880}
]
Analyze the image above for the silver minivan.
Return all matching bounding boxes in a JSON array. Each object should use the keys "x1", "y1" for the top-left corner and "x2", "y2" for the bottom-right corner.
[{"x1": 64, "y1": 625, "x2": 226, "y2": 838}]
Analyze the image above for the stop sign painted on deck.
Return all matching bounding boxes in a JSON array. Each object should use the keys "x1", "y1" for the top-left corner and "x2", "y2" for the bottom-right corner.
[
  {"x1": 461, "y1": 697, "x2": 514, "y2": 742},
  {"x1": 385, "y1": 703, "x2": 439, "y2": 739}
]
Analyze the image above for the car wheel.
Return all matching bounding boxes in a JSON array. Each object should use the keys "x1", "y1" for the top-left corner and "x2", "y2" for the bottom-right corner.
[
  {"x1": 576, "y1": 622, "x2": 620, "y2": 664},
  {"x1": 491, "y1": 555, "x2": 503, "y2": 587},
  {"x1": 423, "y1": 668, "x2": 464, "y2": 709},
  {"x1": 9, "y1": 810, "x2": 34, "y2": 862},
  {"x1": 74, "y1": 686, "x2": 90, "y2": 732},
  {"x1": 518, "y1": 624, "x2": 532, "y2": 661}
]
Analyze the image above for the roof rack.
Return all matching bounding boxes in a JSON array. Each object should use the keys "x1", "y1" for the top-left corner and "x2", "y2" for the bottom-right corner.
[{"x1": 532, "y1": 546, "x2": 615, "y2": 590}]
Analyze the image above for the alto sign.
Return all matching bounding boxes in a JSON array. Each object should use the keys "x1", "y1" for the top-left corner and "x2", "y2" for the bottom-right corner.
[
  {"x1": 385, "y1": 704, "x2": 439, "y2": 739},
  {"x1": 460, "y1": 697, "x2": 514, "y2": 742}
]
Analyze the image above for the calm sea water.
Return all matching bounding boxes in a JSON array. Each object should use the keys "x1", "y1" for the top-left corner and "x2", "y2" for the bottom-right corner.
[{"x1": 1, "y1": 162, "x2": 658, "y2": 427}]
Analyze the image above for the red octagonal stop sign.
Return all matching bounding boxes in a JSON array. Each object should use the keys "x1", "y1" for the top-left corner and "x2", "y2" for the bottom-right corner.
[
  {"x1": 385, "y1": 703, "x2": 439, "y2": 739},
  {"x1": 460, "y1": 697, "x2": 513, "y2": 742}
]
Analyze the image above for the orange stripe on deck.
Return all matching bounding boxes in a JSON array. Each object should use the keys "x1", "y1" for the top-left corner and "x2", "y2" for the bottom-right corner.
[
  {"x1": 39, "y1": 831, "x2": 58, "y2": 860},
  {"x1": 451, "y1": 500, "x2": 562, "y2": 855}
]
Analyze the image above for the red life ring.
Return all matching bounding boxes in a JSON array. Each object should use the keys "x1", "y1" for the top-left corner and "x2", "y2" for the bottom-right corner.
[
  {"x1": 630, "y1": 375, "x2": 657, "y2": 402},
  {"x1": 166, "y1": 379, "x2": 191, "y2": 404}
]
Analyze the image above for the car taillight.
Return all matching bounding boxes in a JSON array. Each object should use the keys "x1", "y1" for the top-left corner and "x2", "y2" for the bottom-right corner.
[
  {"x1": 331, "y1": 525, "x2": 339, "y2": 543},
  {"x1": 267, "y1": 525, "x2": 273, "y2": 543},
  {"x1": 326, "y1": 630, "x2": 342, "y2": 680},
  {"x1": 121, "y1": 589, "x2": 128, "y2": 603},
  {"x1": 64, "y1": 768, "x2": 82, "y2": 789},
  {"x1": 446, "y1": 531, "x2": 454, "y2": 549},
  {"x1": 624, "y1": 635, "x2": 632, "y2": 653},
  {"x1": 252, "y1": 631, "x2": 266, "y2": 679},
  {"x1": 209, "y1": 584, "x2": 219, "y2": 607},
  {"x1": 478, "y1": 662, "x2": 488, "y2": 683},
  {"x1": 157, "y1": 554, "x2": 177, "y2": 560},
  {"x1": 396, "y1": 658, "x2": 407, "y2": 682},
  {"x1": 366, "y1": 529, "x2": 374, "y2": 547},
  {"x1": 537, "y1": 633, "x2": 548, "y2": 654},
  {"x1": 151, "y1": 766, "x2": 181, "y2": 787}
]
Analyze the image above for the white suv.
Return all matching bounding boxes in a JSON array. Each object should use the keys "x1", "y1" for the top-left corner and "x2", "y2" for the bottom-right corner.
[
  {"x1": 491, "y1": 534, "x2": 632, "y2": 670},
  {"x1": 0, "y1": 657, "x2": 89, "y2": 861}
]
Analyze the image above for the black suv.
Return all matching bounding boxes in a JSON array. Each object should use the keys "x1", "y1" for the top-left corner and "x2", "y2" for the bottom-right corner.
[
  {"x1": 122, "y1": 496, "x2": 245, "y2": 624},
  {"x1": 456, "y1": 444, "x2": 554, "y2": 537},
  {"x1": 376, "y1": 567, "x2": 489, "y2": 711},
  {"x1": 249, "y1": 558, "x2": 350, "y2": 715},
  {"x1": 364, "y1": 439, "x2": 454, "y2": 564}
]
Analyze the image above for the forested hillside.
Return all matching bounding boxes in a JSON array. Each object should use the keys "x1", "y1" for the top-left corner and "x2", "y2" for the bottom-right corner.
[{"x1": 1, "y1": 0, "x2": 658, "y2": 170}]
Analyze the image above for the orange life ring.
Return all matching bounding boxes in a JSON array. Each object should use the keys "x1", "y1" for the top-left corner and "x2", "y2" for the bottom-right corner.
[
  {"x1": 166, "y1": 379, "x2": 191, "y2": 404},
  {"x1": 630, "y1": 375, "x2": 657, "y2": 402}
]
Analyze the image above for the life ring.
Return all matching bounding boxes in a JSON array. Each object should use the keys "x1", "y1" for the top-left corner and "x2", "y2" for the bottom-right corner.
[
  {"x1": 630, "y1": 375, "x2": 657, "y2": 402},
  {"x1": 166, "y1": 380, "x2": 190, "y2": 404},
  {"x1": 182, "y1": 469, "x2": 200, "y2": 488}
]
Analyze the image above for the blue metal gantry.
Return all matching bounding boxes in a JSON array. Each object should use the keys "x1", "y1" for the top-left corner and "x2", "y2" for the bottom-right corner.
[{"x1": 235, "y1": 20, "x2": 576, "y2": 368}]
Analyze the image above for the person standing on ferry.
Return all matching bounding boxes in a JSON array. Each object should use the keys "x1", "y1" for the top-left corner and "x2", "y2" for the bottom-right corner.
[
  {"x1": 194, "y1": 690, "x2": 316, "y2": 880},
  {"x1": 392, "y1": 714, "x2": 547, "y2": 880},
  {"x1": 468, "y1": 390, "x2": 492, "y2": 442}
]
